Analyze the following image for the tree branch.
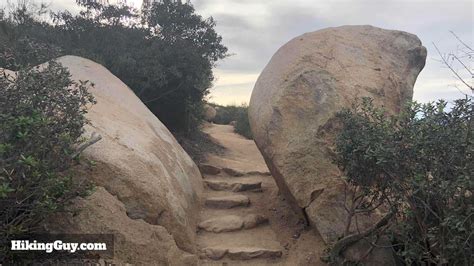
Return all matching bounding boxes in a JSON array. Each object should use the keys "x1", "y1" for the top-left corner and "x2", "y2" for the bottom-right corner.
[
  {"x1": 70, "y1": 132, "x2": 102, "y2": 159},
  {"x1": 328, "y1": 210, "x2": 395, "y2": 265},
  {"x1": 450, "y1": 31, "x2": 473, "y2": 52},
  {"x1": 433, "y1": 42, "x2": 473, "y2": 92}
]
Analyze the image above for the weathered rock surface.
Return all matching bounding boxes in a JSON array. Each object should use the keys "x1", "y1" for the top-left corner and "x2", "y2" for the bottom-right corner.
[
  {"x1": 198, "y1": 214, "x2": 268, "y2": 233},
  {"x1": 222, "y1": 167, "x2": 245, "y2": 177},
  {"x1": 45, "y1": 187, "x2": 197, "y2": 265},
  {"x1": 204, "y1": 180, "x2": 262, "y2": 192},
  {"x1": 199, "y1": 163, "x2": 221, "y2": 175},
  {"x1": 43, "y1": 56, "x2": 203, "y2": 259},
  {"x1": 242, "y1": 214, "x2": 269, "y2": 229},
  {"x1": 249, "y1": 25, "x2": 426, "y2": 245},
  {"x1": 202, "y1": 247, "x2": 282, "y2": 260},
  {"x1": 199, "y1": 215, "x2": 245, "y2": 233},
  {"x1": 205, "y1": 195, "x2": 250, "y2": 209}
]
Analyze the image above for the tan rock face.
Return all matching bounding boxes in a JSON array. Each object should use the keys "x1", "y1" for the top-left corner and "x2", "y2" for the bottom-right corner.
[
  {"x1": 50, "y1": 56, "x2": 203, "y2": 254},
  {"x1": 198, "y1": 214, "x2": 268, "y2": 233},
  {"x1": 204, "y1": 104, "x2": 217, "y2": 122},
  {"x1": 45, "y1": 187, "x2": 197, "y2": 265},
  {"x1": 205, "y1": 195, "x2": 250, "y2": 209},
  {"x1": 199, "y1": 163, "x2": 222, "y2": 175},
  {"x1": 249, "y1": 25, "x2": 426, "y2": 243}
]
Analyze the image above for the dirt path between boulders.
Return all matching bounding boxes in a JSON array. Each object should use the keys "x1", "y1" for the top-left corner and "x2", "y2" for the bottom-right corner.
[{"x1": 197, "y1": 124, "x2": 327, "y2": 265}]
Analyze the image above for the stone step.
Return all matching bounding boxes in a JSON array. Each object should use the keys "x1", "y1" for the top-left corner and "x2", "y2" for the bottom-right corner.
[
  {"x1": 199, "y1": 165, "x2": 272, "y2": 178},
  {"x1": 222, "y1": 167, "x2": 244, "y2": 177},
  {"x1": 205, "y1": 195, "x2": 250, "y2": 209},
  {"x1": 201, "y1": 247, "x2": 282, "y2": 260},
  {"x1": 199, "y1": 164, "x2": 221, "y2": 175},
  {"x1": 204, "y1": 180, "x2": 262, "y2": 192},
  {"x1": 198, "y1": 214, "x2": 268, "y2": 233},
  {"x1": 246, "y1": 171, "x2": 272, "y2": 176}
]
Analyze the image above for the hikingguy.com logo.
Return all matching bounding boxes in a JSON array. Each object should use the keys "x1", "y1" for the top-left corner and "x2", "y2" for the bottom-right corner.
[
  {"x1": 11, "y1": 239, "x2": 107, "y2": 254},
  {"x1": 7, "y1": 234, "x2": 114, "y2": 260}
]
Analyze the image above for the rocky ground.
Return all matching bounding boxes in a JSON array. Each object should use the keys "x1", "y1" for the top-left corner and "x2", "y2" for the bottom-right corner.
[{"x1": 197, "y1": 124, "x2": 327, "y2": 265}]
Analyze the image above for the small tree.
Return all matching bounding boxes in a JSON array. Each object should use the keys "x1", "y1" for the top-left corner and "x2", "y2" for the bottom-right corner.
[
  {"x1": 143, "y1": 0, "x2": 228, "y2": 134},
  {"x1": 0, "y1": 56, "x2": 96, "y2": 262}
]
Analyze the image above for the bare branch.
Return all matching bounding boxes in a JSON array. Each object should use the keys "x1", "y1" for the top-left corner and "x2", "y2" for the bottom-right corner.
[
  {"x1": 450, "y1": 31, "x2": 473, "y2": 52},
  {"x1": 433, "y1": 42, "x2": 473, "y2": 92},
  {"x1": 449, "y1": 53, "x2": 473, "y2": 76},
  {"x1": 71, "y1": 132, "x2": 102, "y2": 159},
  {"x1": 328, "y1": 210, "x2": 396, "y2": 264}
]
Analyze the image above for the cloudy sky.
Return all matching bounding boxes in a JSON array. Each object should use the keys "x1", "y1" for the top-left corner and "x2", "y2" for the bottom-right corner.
[{"x1": 22, "y1": 0, "x2": 474, "y2": 105}]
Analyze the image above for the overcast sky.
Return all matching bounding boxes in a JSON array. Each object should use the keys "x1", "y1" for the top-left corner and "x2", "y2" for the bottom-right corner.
[{"x1": 21, "y1": 0, "x2": 474, "y2": 105}]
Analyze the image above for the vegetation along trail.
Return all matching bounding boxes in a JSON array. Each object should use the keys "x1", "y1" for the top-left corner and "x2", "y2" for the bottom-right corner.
[{"x1": 197, "y1": 123, "x2": 327, "y2": 265}]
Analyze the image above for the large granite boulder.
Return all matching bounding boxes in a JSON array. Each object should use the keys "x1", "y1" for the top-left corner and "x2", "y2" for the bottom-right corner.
[
  {"x1": 249, "y1": 25, "x2": 426, "y2": 244},
  {"x1": 46, "y1": 187, "x2": 197, "y2": 265},
  {"x1": 204, "y1": 104, "x2": 217, "y2": 122},
  {"x1": 42, "y1": 56, "x2": 203, "y2": 262}
]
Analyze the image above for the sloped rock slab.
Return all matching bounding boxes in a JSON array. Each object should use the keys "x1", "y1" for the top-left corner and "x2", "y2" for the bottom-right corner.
[
  {"x1": 202, "y1": 247, "x2": 282, "y2": 260},
  {"x1": 205, "y1": 195, "x2": 250, "y2": 209},
  {"x1": 199, "y1": 164, "x2": 221, "y2": 175},
  {"x1": 222, "y1": 167, "x2": 245, "y2": 177},
  {"x1": 204, "y1": 180, "x2": 262, "y2": 192},
  {"x1": 48, "y1": 56, "x2": 203, "y2": 254},
  {"x1": 246, "y1": 171, "x2": 272, "y2": 176},
  {"x1": 198, "y1": 214, "x2": 268, "y2": 233}
]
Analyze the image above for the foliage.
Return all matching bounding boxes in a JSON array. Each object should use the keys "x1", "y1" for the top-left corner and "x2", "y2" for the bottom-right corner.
[
  {"x1": 213, "y1": 104, "x2": 241, "y2": 124},
  {"x1": 143, "y1": 0, "x2": 227, "y2": 134},
  {"x1": 234, "y1": 105, "x2": 252, "y2": 139},
  {"x1": 212, "y1": 103, "x2": 253, "y2": 139},
  {"x1": 0, "y1": 0, "x2": 228, "y2": 134},
  {"x1": 333, "y1": 97, "x2": 473, "y2": 264},
  {"x1": 0, "y1": 3, "x2": 61, "y2": 70},
  {"x1": 0, "y1": 55, "x2": 95, "y2": 261}
]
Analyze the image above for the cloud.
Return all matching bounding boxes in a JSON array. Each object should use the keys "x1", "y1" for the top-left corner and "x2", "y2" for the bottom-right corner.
[
  {"x1": 207, "y1": 69, "x2": 259, "y2": 105},
  {"x1": 207, "y1": 82, "x2": 255, "y2": 106},
  {"x1": 23, "y1": 0, "x2": 473, "y2": 105},
  {"x1": 213, "y1": 70, "x2": 259, "y2": 87},
  {"x1": 193, "y1": 0, "x2": 473, "y2": 105}
]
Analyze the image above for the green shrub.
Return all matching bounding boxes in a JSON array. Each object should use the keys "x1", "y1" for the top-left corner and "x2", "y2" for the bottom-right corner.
[
  {"x1": 213, "y1": 104, "x2": 240, "y2": 124},
  {"x1": 1, "y1": 0, "x2": 228, "y2": 134},
  {"x1": 0, "y1": 58, "x2": 95, "y2": 262},
  {"x1": 332, "y1": 97, "x2": 473, "y2": 264},
  {"x1": 234, "y1": 105, "x2": 253, "y2": 139},
  {"x1": 212, "y1": 103, "x2": 253, "y2": 139}
]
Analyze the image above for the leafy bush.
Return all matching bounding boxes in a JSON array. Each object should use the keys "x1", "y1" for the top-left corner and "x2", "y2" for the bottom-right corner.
[
  {"x1": 234, "y1": 105, "x2": 253, "y2": 139},
  {"x1": 0, "y1": 4, "x2": 61, "y2": 70},
  {"x1": 212, "y1": 103, "x2": 253, "y2": 139},
  {"x1": 1, "y1": 0, "x2": 228, "y2": 135},
  {"x1": 213, "y1": 104, "x2": 241, "y2": 124},
  {"x1": 0, "y1": 58, "x2": 95, "y2": 261},
  {"x1": 332, "y1": 97, "x2": 473, "y2": 264}
]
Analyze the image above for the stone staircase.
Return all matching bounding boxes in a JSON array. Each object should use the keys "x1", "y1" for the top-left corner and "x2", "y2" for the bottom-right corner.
[{"x1": 197, "y1": 166, "x2": 283, "y2": 263}]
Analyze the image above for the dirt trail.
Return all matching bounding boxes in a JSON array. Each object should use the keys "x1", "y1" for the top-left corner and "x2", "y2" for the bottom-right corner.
[{"x1": 197, "y1": 124, "x2": 326, "y2": 265}]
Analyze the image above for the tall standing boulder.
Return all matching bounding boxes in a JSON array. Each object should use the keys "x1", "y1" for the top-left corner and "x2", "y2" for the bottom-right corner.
[
  {"x1": 249, "y1": 25, "x2": 426, "y2": 244},
  {"x1": 204, "y1": 104, "x2": 217, "y2": 122}
]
